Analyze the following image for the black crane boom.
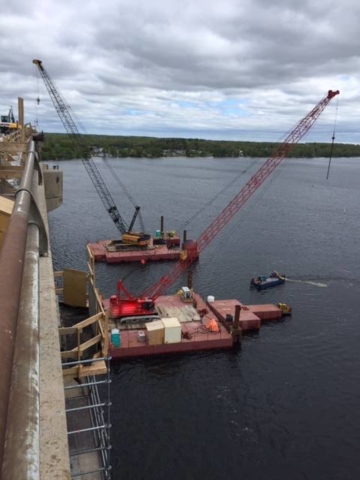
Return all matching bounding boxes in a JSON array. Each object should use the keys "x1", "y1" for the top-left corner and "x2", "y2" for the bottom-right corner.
[{"x1": 33, "y1": 58, "x2": 129, "y2": 234}]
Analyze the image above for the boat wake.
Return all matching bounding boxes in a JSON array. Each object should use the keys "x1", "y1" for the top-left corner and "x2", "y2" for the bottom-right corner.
[{"x1": 286, "y1": 278, "x2": 328, "y2": 288}]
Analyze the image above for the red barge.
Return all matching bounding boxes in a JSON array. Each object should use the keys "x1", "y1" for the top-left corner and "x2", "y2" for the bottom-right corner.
[
  {"x1": 88, "y1": 232, "x2": 200, "y2": 265},
  {"x1": 105, "y1": 292, "x2": 288, "y2": 360},
  {"x1": 88, "y1": 239, "x2": 182, "y2": 264}
]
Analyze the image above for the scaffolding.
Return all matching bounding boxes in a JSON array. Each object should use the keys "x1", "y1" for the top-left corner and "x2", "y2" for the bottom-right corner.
[
  {"x1": 57, "y1": 247, "x2": 112, "y2": 478},
  {"x1": 63, "y1": 357, "x2": 112, "y2": 479}
]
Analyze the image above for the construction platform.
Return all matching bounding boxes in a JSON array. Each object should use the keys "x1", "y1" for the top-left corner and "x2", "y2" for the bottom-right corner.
[
  {"x1": 207, "y1": 299, "x2": 261, "y2": 331},
  {"x1": 88, "y1": 240, "x2": 181, "y2": 263},
  {"x1": 106, "y1": 293, "x2": 286, "y2": 359}
]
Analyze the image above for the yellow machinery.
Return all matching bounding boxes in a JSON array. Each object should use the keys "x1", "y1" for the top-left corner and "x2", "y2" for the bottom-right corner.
[
  {"x1": 278, "y1": 302, "x2": 292, "y2": 316},
  {"x1": 177, "y1": 286, "x2": 193, "y2": 303},
  {"x1": 122, "y1": 233, "x2": 150, "y2": 247},
  {"x1": 0, "y1": 107, "x2": 19, "y2": 134}
]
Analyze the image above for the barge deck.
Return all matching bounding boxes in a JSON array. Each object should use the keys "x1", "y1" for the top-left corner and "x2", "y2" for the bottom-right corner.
[
  {"x1": 107, "y1": 293, "x2": 287, "y2": 359},
  {"x1": 88, "y1": 240, "x2": 181, "y2": 263}
]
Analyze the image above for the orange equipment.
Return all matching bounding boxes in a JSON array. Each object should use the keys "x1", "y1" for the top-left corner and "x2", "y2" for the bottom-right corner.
[{"x1": 206, "y1": 319, "x2": 220, "y2": 333}]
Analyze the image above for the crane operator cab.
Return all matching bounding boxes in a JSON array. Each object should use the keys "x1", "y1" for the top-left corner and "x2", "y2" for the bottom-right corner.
[{"x1": 180, "y1": 286, "x2": 193, "y2": 303}]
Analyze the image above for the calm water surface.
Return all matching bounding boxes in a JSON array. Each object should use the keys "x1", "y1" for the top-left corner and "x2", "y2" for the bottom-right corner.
[{"x1": 49, "y1": 157, "x2": 360, "y2": 480}]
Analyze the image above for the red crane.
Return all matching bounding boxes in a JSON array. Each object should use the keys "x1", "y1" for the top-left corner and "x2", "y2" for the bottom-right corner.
[{"x1": 110, "y1": 90, "x2": 339, "y2": 319}]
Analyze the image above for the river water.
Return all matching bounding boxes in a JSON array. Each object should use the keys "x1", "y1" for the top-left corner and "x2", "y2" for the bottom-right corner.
[{"x1": 48, "y1": 156, "x2": 360, "y2": 480}]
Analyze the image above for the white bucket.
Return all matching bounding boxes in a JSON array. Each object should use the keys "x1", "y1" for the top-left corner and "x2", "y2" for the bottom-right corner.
[{"x1": 207, "y1": 295, "x2": 215, "y2": 303}]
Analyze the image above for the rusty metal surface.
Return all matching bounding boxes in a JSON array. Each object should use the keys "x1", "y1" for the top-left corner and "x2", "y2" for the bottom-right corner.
[{"x1": 0, "y1": 140, "x2": 38, "y2": 475}]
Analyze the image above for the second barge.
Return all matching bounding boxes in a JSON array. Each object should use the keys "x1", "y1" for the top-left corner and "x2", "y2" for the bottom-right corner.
[
  {"x1": 88, "y1": 239, "x2": 182, "y2": 263},
  {"x1": 88, "y1": 218, "x2": 200, "y2": 264}
]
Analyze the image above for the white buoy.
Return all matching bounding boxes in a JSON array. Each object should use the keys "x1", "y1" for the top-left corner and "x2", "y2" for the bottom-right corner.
[{"x1": 207, "y1": 295, "x2": 215, "y2": 303}]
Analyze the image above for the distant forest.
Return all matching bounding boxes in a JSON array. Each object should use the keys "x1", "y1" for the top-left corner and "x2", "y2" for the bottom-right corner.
[{"x1": 41, "y1": 132, "x2": 360, "y2": 160}]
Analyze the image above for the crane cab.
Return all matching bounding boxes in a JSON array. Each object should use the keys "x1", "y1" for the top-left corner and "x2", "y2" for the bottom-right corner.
[{"x1": 180, "y1": 286, "x2": 193, "y2": 303}]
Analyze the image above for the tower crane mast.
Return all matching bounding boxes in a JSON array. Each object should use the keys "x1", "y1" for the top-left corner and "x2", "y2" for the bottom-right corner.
[
  {"x1": 33, "y1": 59, "x2": 134, "y2": 235},
  {"x1": 137, "y1": 90, "x2": 339, "y2": 302}
]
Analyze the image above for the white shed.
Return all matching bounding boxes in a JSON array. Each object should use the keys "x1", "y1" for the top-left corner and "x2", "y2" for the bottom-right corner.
[{"x1": 161, "y1": 317, "x2": 181, "y2": 344}]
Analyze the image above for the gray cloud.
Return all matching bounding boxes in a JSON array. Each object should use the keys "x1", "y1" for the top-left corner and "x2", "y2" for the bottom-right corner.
[{"x1": 0, "y1": 0, "x2": 358, "y2": 142}]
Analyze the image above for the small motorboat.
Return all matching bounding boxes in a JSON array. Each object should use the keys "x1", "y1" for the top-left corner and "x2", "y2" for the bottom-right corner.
[{"x1": 250, "y1": 270, "x2": 286, "y2": 290}]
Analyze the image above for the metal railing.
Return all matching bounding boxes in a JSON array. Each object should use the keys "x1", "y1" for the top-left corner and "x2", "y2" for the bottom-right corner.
[
  {"x1": 63, "y1": 357, "x2": 112, "y2": 479},
  {"x1": 0, "y1": 138, "x2": 48, "y2": 479}
]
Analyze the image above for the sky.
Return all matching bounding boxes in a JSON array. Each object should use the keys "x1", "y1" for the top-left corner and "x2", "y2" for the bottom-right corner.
[{"x1": 1, "y1": 0, "x2": 360, "y2": 143}]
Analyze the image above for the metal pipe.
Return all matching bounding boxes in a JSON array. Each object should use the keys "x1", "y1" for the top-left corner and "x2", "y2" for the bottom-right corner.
[
  {"x1": 66, "y1": 403, "x2": 107, "y2": 413},
  {"x1": 187, "y1": 271, "x2": 193, "y2": 290},
  {"x1": 69, "y1": 446, "x2": 109, "y2": 457},
  {"x1": 106, "y1": 358, "x2": 111, "y2": 476},
  {"x1": 68, "y1": 425, "x2": 108, "y2": 435},
  {"x1": 160, "y1": 215, "x2": 164, "y2": 237},
  {"x1": 89, "y1": 379, "x2": 111, "y2": 472},
  {"x1": 232, "y1": 305, "x2": 242, "y2": 344},
  {"x1": 71, "y1": 467, "x2": 107, "y2": 478},
  {"x1": 0, "y1": 140, "x2": 37, "y2": 472},
  {"x1": 64, "y1": 379, "x2": 109, "y2": 390},
  {"x1": 2, "y1": 225, "x2": 40, "y2": 480},
  {"x1": 62, "y1": 356, "x2": 109, "y2": 366}
]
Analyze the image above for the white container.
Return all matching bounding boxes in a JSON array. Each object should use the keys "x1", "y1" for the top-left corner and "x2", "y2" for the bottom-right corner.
[
  {"x1": 162, "y1": 317, "x2": 181, "y2": 344},
  {"x1": 207, "y1": 295, "x2": 215, "y2": 303}
]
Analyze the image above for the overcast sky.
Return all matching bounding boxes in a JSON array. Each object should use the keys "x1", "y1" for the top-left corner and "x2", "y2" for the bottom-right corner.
[{"x1": 1, "y1": 0, "x2": 359, "y2": 143}]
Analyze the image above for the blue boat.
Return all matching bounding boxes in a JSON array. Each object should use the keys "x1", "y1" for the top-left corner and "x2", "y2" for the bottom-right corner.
[{"x1": 250, "y1": 271, "x2": 286, "y2": 290}]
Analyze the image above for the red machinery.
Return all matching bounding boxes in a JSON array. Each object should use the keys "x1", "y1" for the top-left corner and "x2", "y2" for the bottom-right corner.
[
  {"x1": 110, "y1": 90, "x2": 339, "y2": 318},
  {"x1": 109, "y1": 281, "x2": 157, "y2": 319}
]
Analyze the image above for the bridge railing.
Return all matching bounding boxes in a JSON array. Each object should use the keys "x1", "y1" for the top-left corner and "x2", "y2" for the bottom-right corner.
[{"x1": 0, "y1": 138, "x2": 49, "y2": 479}]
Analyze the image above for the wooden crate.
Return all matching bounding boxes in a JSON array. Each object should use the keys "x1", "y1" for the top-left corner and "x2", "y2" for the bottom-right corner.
[{"x1": 145, "y1": 320, "x2": 165, "y2": 345}]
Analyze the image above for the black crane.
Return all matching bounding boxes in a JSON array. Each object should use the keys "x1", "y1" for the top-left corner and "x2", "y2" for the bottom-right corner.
[{"x1": 33, "y1": 59, "x2": 139, "y2": 235}]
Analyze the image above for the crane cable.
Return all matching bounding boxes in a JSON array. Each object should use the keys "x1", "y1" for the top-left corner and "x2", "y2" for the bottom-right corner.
[
  {"x1": 205, "y1": 159, "x2": 286, "y2": 262},
  {"x1": 180, "y1": 133, "x2": 292, "y2": 233},
  {"x1": 102, "y1": 156, "x2": 146, "y2": 232},
  {"x1": 102, "y1": 156, "x2": 137, "y2": 206},
  {"x1": 180, "y1": 157, "x2": 262, "y2": 231},
  {"x1": 70, "y1": 109, "x2": 143, "y2": 227},
  {"x1": 326, "y1": 96, "x2": 339, "y2": 179},
  {"x1": 33, "y1": 64, "x2": 40, "y2": 128},
  {"x1": 68, "y1": 110, "x2": 140, "y2": 216},
  {"x1": 179, "y1": 123, "x2": 297, "y2": 232},
  {"x1": 127, "y1": 158, "x2": 265, "y2": 262}
]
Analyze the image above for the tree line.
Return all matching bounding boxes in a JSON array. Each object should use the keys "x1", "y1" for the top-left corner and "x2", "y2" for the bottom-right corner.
[{"x1": 41, "y1": 132, "x2": 360, "y2": 160}]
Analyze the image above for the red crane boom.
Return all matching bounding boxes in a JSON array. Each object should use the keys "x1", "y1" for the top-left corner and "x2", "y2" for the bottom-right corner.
[
  {"x1": 111, "y1": 90, "x2": 339, "y2": 317},
  {"x1": 140, "y1": 90, "x2": 339, "y2": 300}
]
